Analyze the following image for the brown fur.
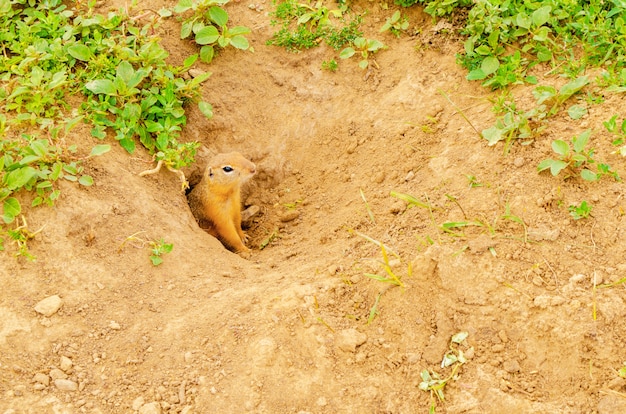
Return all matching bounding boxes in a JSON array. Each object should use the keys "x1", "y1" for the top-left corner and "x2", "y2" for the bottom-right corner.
[{"x1": 188, "y1": 152, "x2": 256, "y2": 253}]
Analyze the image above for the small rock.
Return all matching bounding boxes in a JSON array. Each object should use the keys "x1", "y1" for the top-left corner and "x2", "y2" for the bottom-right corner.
[
  {"x1": 598, "y1": 394, "x2": 626, "y2": 414},
  {"x1": 533, "y1": 295, "x2": 551, "y2": 309},
  {"x1": 279, "y1": 210, "x2": 300, "y2": 222},
  {"x1": 316, "y1": 397, "x2": 328, "y2": 406},
  {"x1": 54, "y1": 379, "x2": 78, "y2": 391},
  {"x1": 513, "y1": 157, "x2": 525, "y2": 167},
  {"x1": 34, "y1": 295, "x2": 63, "y2": 317},
  {"x1": 404, "y1": 171, "x2": 415, "y2": 182},
  {"x1": 335, "y1": 329, "x2": 367, "y2": 353},
  {"x1": 109, "y1": 321, "x2": 121, "y2": 330},
  {"x1": 33, "y1": 373, "x2": 50, "y2": 386},
  {"x1": 49, "y1": 368, "x2": 68, "y2": 380},
  {"x1": 132, "y1": 396, "x2": 145, "y2": 411},
  {"x1": 607, "y1": 376, "x2": 626, "y2": 391},
  {"x1": 327, "y1": 265, "x2": 339, "y2": 276},
  {"x1": 139, "y1": 402, "x2": 162, "y2": 414},
  {"x1": 60, "y1": 356, "x2": 73, "y2": 372},
  {"x1": 389, "y1": 200, "x2": 406, "y2": 215},
  {"x1": 373, "y1": 171, "x2": 385, "y2": 184},
  {"x1": 188, "y1": 69, "x2": 207, "y2": 79},
  {"x1": 184, "y1": 351, "x2": 194, "y2": 363},
  {"x1": 528, "y1": 226, "x2": 560, "y2": 241},
  {"x1": 503, "y1": 359, "x2": 521, "y2": 373}
]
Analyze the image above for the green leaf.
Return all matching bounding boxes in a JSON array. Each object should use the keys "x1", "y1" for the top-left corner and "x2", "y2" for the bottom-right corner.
[
  {"x1": 339, "y1": 47, "x2": 355, "y2": 59},
  {"x1": 183, "y1": 54, "x2": 198, "y2": 68},
  {"x1": 119, "y1": 137, "x2": 136, "y2": 153},
  {"x1": 532, "y1": 6, "x2": 552, "y2": 27},
  {"x1": 572, "y1": 130, "x2": 591, "y2": 153},
  {"x1": 533, "y1": 26, "x2": 550, "y2": 42},
  {"x1": 466, "y1": 68, "x2": 486, "y2": 80},
  {"x1": 150, "y1": 255, "x2": 164, "y2": 266},
  {"x1": 68, "y1": 44, "x2": 93, "y2": 61},
  {"x1": 480, "y1": 56, "x2": 500, "y2": 75},
  {"x1": 200, "y1": 45, "x2": 215, "y2": 63},
  {"x1": 568, "y1": 104, "x2": 587, "y2": 120},
  {"x1": 551, "y1": 140, "x2": 570, "y2": 156},
  {"x1": 229, "y1": 26, "x2": 251, "y2": 36},
  {"x1": 181, "y1": 20, "x2": 193, "y2": 39},
  {"x1": 174, "y1": 0, "x2": 192, "y2": 13},
  {"x1": 482, "y1": 126, "x2": 502, "y2": 146},
  {"x1": 559, "y1": 76, "x2": 589, "y2": 98},
  {"x1": 549, "y1": 160, "x2": 568, "y2": 176},
  {"x1": 195, "y1": 26, "x2": 220, "y2": 45},
  {"x1": 209, "y1": 6, "x2": 229, "y2": 27},
  {"x1": 199, "y1": 101, "x2": 213, "y2": 119},
  {"x1": 230, "y1": 35, "x2": 249, "y2": 50},
  {"x1": 581, "y1": 169, "x2": 599, "y2": 181},
  {"x1": 2, "y1": 197, "x2": 20, "y2": 224},
  {"x1": 79, "y1": 175, "x2": 94, "y2": 186},
  {"x1": 85, "y1": 79, "x2": 117, "y2": 95},
  {"x1": 90, "y1": 144, "x2": 111, "y2": 156},
  {"x1": 6, "y1": 167, "x2": 37, "y2": 190}
]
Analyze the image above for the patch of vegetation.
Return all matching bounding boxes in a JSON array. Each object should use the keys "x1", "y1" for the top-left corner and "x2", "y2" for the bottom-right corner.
[
  {"x1": 172, "y1": 0, "x2": 252, "y2": 64},
  {"x1": 604, "y1": 114, "x2": 626, "y2": 156},
  {"x1": 380, "y1": 10, "x2": 409, "y2": 38},
  {"x1": 266, "y1": 0, "x2": 362, "y2": 52},
  {"x1": 0, "y1": 0, "x2": 240, "y2": 258},
  {"x1": 537, "y1": 130, "x2": 620, "y2": 182},
  {"x1": 569, "y1": 200, "x2": 593, "y2": 220},
  {"x1": 339, "y1": 37, "x2": 385, "y2": 69},
  {"x1": 419, "y1": 331, "x2": 470, "y2": 413},
  {"x1": 149, "y1": 238, "x2": 174, "y2": 266}
]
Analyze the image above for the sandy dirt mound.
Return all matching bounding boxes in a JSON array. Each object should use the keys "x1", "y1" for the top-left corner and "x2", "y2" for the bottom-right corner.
[{"x1": 2, "y1": 1, "x2": 626, "y2": 413}]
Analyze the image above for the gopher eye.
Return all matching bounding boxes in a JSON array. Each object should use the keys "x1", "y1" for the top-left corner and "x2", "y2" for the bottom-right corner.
[{"x1": 222, "y1": 166, "x2": 233, "y2": 173}]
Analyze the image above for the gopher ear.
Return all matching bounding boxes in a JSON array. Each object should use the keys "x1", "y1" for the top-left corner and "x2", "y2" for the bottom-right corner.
[{"x1": 208, "y1": 167, "x2": 214, "y2": 179}]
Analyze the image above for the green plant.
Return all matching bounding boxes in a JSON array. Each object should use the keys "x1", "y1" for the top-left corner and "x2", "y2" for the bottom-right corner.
[
  {"x1": 604, "y1": 115, "x2": 626, "y2": 156},
  {"x1": 355, "y1": 231, "x2": 408, "y2": 288},
  {"x1": 149, "y1": 238, "x2": 174, "y2": 266},
  {"x1": 380, "y1": 10, "x2": 409, "y2": 37},
  {"x1": 537, "y1": 130, "x2": 620, "y2": 182},
  {"x1": 419, "y1": 331, "x2": 470, "y2": 413},
  {"x1": 1, "y1": 133, "x2": 109, "y2": 224},
  {"x1": 340, "y1": 37, "x2": 385, "y2": 69},
  {"x1": 174, "y1": 0, "x2": 251, "y2": 63},
  {"x1": 3, "y1": 216, "x2": 44, "y2": 261},
  {"x1": 266, "y1": 0, "x2": 362, "y2": 51},
  {"x1": 321, "y1": 59, "x2": 339, "y2": 71},
  {"x1": 569, "y1": 201, "x2": 593, "y2": 220}
]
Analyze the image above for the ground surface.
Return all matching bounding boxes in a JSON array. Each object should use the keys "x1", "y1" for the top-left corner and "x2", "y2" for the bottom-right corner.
[{"x1": 2, "y1": 1, "x2": 626, "y2": 413}]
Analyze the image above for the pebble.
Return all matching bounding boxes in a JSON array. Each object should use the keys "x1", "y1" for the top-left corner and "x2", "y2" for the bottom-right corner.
[
  {"x1": 404, "y1": 171, "x2": 415, "y2": 182},
  {"x1": 33, "y1": 373, "x2": 50, "y2": 386},
  {"x1": 279, "y1": 210, "x2": 300, "y2": 222},
  {"x1": 335, "y1": 329, "x2": 367, "y2": 353},
  {"x1": 49, "y1": 368, "x2": 68, "y2": 380},
  {"x1": 34, "y1": 295, "x2": 63, "y2": 317},
  {"x1": 503, "y1": 359, "x2": 521, "y2": 373},
  {"x1": 54, "y1": 379, "x2": 78, "y2": 391},
  {"x1": 138, "y1": 402, "x2": 162, "y2": 414},
  {"x1": 132, "y1": 396, "x2": 145, "y2": 410},
  {"x1": 60, "y1": 356, "x2": 73, "y2": 372},
  {"x1": 109, "y1": 321, "x2": 121, "y2": 330}
]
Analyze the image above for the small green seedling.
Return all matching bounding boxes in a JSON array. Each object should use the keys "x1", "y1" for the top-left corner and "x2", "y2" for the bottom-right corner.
[
  {"x1": 619, "y1": 362, "x2": 626, "y2": 378},
  {"x1": 464, "y1": 174, "x2": 483, "y2": 188},
  {"x1": 149, "y1": 238, "x2": 174, "y2": 266},
  {"x1": 537, "y1": 130, "x2": 620, "y2": 181},
  {"x1": 532, "y1": 76, "x2": 589, "y2": 116},
  {"x1": 419, "y1": 331, "x2": 469, "y2": 413},
  {"x1": 321, "y1": 59, "x2": 339, "y2": 71},
  {"x1": 367, "y1": 293, "x2": 382, "y2": 325},
  {"x1": 379, "y1": 11, "x2": 409, "y2": 38},
  {"x1": 339, "y1": 37, "x2": 385, "y2": 69},
  {"x1": 4, "y1": 216, "x2": 44, "y2": 261},
  {"x1": 569, "y1": 201, "x2": 592, "y2": 220},
  {"x1": 604, "y1": 114, "x2": 626, "y2": 156}
]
